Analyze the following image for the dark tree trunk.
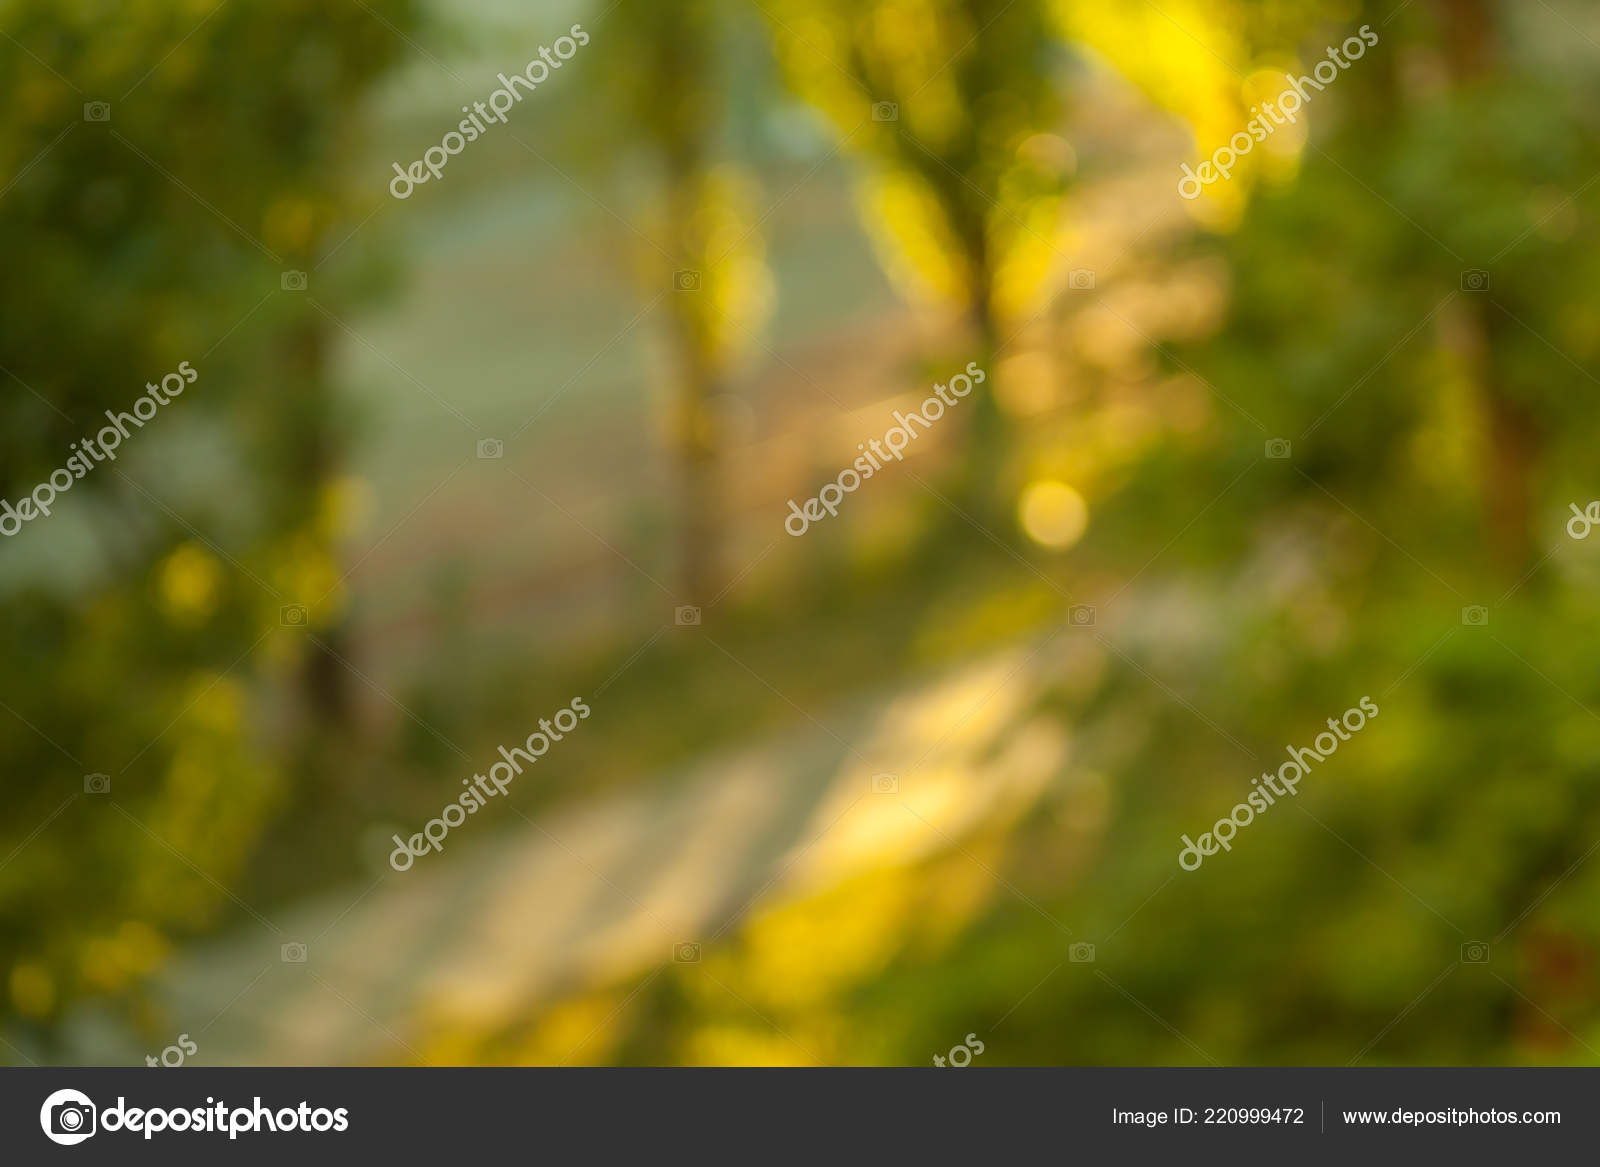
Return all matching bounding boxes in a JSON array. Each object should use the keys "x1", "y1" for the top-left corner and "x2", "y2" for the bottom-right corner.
[
  {"x1": 283, "y1": 316, "x2": 352, "y2": 726},
  {"x1": 1432, "y1": 0, "x2": 1538, "y2": 572}
]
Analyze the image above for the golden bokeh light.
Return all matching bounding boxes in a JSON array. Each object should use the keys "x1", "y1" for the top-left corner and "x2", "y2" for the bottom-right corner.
[{"x1": 1018, "y1": 480, "x2": 1089, "y2": 549}]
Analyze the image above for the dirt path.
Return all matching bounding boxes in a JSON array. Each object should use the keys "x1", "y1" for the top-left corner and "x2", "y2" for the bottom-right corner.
[{"x1": 69, "y1": 631, "x2": 1100, "y2": 1065}]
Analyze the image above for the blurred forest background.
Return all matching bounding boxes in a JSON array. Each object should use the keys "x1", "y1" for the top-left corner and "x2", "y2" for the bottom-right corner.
[{"x1": 4, "y1": 0, "x2": 1600, "y2": 1066}]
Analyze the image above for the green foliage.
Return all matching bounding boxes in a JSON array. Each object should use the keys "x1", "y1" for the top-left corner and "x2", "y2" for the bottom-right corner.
[
  {"x1": 764, "y1": 0, "x2": 1070, "y2": 339},
  {"x1": 0, "y1": 0, "x2": 417, "y2": 1044},
  {"x1": 6, "y1": 0, "x2": 1600, "y2": 1070}
]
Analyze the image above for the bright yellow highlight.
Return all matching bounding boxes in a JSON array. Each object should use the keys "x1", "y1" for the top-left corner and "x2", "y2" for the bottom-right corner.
[
  {"x1": 1019, "y1": 480, "x2": 1088, "y2": 548},
  {"x1": 158, "y1": 543, "x2": 223, "y2": 626}
]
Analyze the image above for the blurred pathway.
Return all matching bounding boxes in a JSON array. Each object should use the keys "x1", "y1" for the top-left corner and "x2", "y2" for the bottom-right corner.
[{"x1": 75, "y1": 631, "x2": 1103, "y2": 1065}]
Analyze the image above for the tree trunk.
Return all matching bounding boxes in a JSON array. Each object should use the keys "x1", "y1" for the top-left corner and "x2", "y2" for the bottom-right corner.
[
  {"x1": 1432, "y1": 0, "x2": 1538, "y2": 572},
  {"x1": 663, "y1": 157, "x2": 720, "y2": 605},
  {"x1": 283, "y1": 316, "x2": 352, "y2": 726}
]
